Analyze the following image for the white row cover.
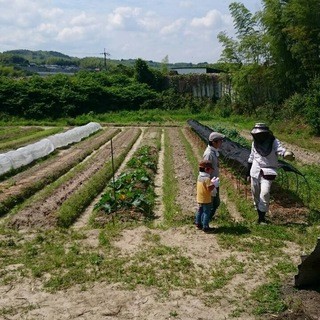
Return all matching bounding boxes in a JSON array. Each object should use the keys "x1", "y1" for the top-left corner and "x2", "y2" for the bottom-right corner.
[
  {"x1": 47, "y1": 122, "x2": 102, "y2": 149},
  {"x1": 0, "y1": 122, "x2": 102, "y2": 176}
]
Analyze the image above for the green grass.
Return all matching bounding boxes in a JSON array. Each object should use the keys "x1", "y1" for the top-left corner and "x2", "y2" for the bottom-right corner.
[
  {"x1": 93, "y1": 108, "x2": 215, "y2": 125},
  {"x1": 204, "y1": 256, "x2": 245, "y2": 291},
  {"x1": 1, "y1": 110, "x2": 319, "y2": 152},
  {"x1": 162, "y1": 129, "x2": 182, "y2": 225},
  {"x1": 251, "y1": 283, "x2": 287, "y2": 315}
]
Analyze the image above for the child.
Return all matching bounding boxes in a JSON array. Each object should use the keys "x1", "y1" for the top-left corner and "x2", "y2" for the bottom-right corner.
[
  {"x1": 203, "y1": 131, "x2": 225, "y2": 221},
  {"x1": 195, "y1": 160, "x2": 219, "y2": 232}
]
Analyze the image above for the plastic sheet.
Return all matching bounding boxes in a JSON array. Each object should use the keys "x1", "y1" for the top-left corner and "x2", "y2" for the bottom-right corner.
[
  {"x1": 0, "y1": 122, "x2": 102, "y2": 176},
  {"x1": 47, "y1": 122, "x2": 102, "y2": 149}
]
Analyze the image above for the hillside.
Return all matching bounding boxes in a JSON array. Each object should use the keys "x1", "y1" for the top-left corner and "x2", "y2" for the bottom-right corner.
[{"x1": 0, "y1": 49, "x2": 206, "y2": 69}]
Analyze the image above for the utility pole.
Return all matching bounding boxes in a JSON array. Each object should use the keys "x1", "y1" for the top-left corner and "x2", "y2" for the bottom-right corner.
[{"x1": 100, "y1": 48, "x2": 110, "y2": 69}]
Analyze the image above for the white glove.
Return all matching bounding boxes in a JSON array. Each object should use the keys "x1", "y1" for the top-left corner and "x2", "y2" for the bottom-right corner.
[
  {"x1": 211, "y1": 177, "x2": 220, "y2": 188},
  {"x1": 283, "y1": 151, "x2": 295, "y2": 161}
]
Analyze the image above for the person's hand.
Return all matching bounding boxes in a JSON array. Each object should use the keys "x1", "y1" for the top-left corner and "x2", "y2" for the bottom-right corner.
[
  {"x1": 211, "y1": 177, "x2": 220, "y2": 187},
  {"x1": 283, "y1": 151, "x2": 295, "y2": 161}
]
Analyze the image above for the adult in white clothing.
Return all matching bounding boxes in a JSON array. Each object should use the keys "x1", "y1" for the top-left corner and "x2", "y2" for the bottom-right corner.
[{"x1": 246, "y1": 123, "x2": 294, "y2": 224}]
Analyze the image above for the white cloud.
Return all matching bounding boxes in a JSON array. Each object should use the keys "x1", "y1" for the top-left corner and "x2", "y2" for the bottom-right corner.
[
  {"x1": 160, "y1": 19, "x2": 186, "y2": 36},
  {"x1": 56, "y1": 27, "x2": 86, "y2": 42},
  {"x1": 106, "y1": 7, "x2": 141, "y2": 30},
  {"x1": 191, "y1": 10, "x2": 226, "y2": 28},
  {"x1": 40, "y1": 8, "x2": 64, "y2": 20},
  {"x1": 37, "y1": 23, "x2": 57, "y2": 34},
  {"x1": 70, "y1": 12, "x2": 97, "y2": 26},
  {"x1": 137, "y1": 12, "x2": 160, "y2": 31}
]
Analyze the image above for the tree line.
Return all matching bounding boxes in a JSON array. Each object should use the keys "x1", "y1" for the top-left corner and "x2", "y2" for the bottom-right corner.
[
  {"x1": 0, "y1": 60, "x2": 208, "y2": 120},
  {"x1": 217, "y1": 0, "x2": 320, "y2": 134}
]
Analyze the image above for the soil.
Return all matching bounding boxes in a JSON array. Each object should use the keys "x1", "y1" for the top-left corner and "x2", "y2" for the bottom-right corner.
[{"x1": 0, "y1": 125, "x2": 320, "y2": 319}]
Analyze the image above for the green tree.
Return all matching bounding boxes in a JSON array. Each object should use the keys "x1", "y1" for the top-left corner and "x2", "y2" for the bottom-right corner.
[
  {"x1": 134, "y1": 58, "x2": 154, "y2": 85},
  {"x1": 218, "y1": 2, "x2": 273, "y2": 111},
  {"x1": 218, "y1": 2, "x2": 267, "y2": 65},
  {"x1": 161, "y1": 55, "x2": 169, "y2": 74},
  {"x1": 261, "y1": 0, "x2": 320, "y2": 94},
  {"x1": 134, "y1": 58, "x2": 166, "y2": 91}
]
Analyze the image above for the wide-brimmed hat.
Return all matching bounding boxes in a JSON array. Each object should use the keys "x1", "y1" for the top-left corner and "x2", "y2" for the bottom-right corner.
[
  {"x1": 209, "y1": 131, "x2": 225, "y2": 141},
  {"x1": 251, "y1": 123, "x2": 270, "y2": 135}
]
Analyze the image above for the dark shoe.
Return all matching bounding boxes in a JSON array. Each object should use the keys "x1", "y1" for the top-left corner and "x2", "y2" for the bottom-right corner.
[
  {"x1": 195, "y1": 223, "x2": 202, "y2": 230},
  {"x1": 202, "y1": 227, "x2": 215, "y2": 233},
  {"x1": 257, "y1": 210, "x2": 267, "y2": 224}
]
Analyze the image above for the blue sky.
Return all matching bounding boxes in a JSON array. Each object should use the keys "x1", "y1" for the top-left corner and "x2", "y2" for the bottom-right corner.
[{"x1": 0, "y1": 0, "x2": 262, "y2": 63}]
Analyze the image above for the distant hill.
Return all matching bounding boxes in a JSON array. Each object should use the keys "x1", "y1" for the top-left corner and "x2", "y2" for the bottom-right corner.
[
  {"x1": 5, "y1": 49, "x2": 72, "y2": 60},
  {"x1": 1, "y1": 49, "x2": 208, "y2": 70}
]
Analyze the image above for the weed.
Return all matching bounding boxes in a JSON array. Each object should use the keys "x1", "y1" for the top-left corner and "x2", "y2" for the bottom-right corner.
[{"x1": 251, "y1": 282, "x2": 287, "y2": 315}]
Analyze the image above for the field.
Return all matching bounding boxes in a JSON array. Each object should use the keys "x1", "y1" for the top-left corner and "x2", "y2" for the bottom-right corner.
[{"x1": 0, "y1": 122, "x2": 320, "y2": 320}]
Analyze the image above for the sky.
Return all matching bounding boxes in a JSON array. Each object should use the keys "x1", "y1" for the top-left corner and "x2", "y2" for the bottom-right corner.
[{"x1": 0, "y1": 0, "x2": 262, "y2": 64}]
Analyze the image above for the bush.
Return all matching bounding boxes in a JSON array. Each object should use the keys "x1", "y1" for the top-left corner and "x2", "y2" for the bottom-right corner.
[
  {"x1": 304, "y1": 77, "x2": 320, "y2": 135},
  {"x1": 215, "y1": 94, "x2": 232, "y2": 118},
  {"x1": 282, "y1": 93, "x2": 305, "y2": 120}
]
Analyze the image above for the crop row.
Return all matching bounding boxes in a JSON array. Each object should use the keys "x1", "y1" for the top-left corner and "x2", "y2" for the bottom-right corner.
[
  {"x1": 7, "y1": 128, "x2": 141, "y2": 229},
  {"x1": 0, "y1": 128, "x2": 119, "y2": 216}
]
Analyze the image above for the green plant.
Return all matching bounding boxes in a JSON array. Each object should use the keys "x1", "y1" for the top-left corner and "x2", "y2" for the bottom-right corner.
[{"x1": 94, "y1": 145, "x2": 158, "y2": 221}]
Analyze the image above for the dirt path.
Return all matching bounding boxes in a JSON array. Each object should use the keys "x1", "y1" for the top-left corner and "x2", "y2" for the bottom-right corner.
[
  {"x1": 103, "y1": 126, "x2": 259, "y2": 320},
  {"x1": 167, "y1": 127, "x2": 197, "y2": 217},
  {"x1": 153, "y1": 129, "x2": 165, "y2": 225}
]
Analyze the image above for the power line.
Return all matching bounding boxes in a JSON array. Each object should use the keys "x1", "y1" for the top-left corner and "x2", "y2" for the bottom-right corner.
[{"x1": 100, "y1": 48, "x2": 111, "y2": 68}]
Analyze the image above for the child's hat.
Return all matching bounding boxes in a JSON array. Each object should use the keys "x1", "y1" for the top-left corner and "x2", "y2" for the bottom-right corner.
[
  {"x1": 199, "y1": 160, "x2": 213, "y2": 169},
  {"x1": 209, "y1": 131, "x2": 225, "y2": 141}
]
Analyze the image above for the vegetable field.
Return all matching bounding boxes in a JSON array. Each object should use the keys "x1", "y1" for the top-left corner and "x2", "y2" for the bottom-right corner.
[{"x1": 0, "y1": 123, "x2": 319, "y2": 320}]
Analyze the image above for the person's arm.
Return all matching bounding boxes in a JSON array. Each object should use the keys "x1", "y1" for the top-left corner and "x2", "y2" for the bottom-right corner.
[
  {"x1": 274, "y1": 138, "x2": 286, "y2": 156},
  {"x1": 246, "y1": 143, "x2": 254, "y2": 178},
  {"x1": 274, "y1": 139, "x2": 295, "y2": 160},
  {"x1": 205, "y1": 178, "x2": 216, "y2": 191}
]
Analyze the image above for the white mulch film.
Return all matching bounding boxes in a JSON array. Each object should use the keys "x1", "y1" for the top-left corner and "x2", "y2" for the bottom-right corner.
[{"x1": 0, "y1": 122, "x2": 102, "y2": 175}]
